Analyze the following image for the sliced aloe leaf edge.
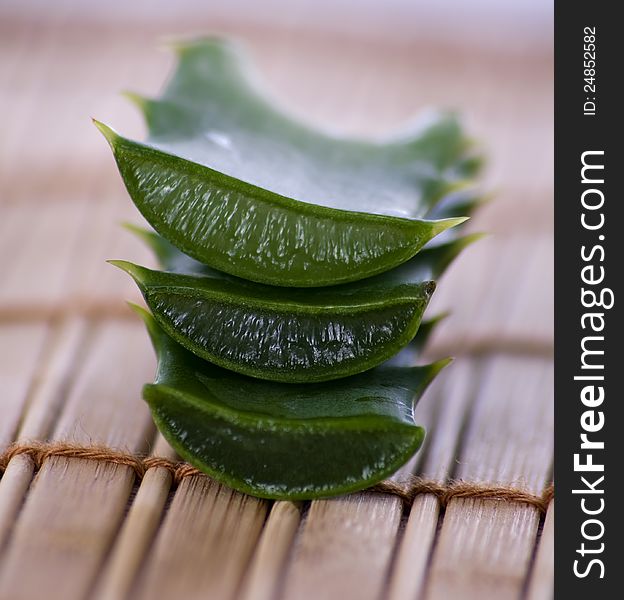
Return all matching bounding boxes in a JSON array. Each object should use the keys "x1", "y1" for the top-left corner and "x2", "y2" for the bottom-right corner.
[
  {"x1": 112, "y1": 227, "x2": 479, "y2": 382},
  {"x1": 113, "y1": 259, "x2": 435, "y2": 383},
  {"x1": 97, "y1": 121, "x2": 466, "y2": 287}
]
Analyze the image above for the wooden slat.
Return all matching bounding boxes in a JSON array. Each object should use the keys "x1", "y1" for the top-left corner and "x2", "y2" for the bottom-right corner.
[
  {"x1": 281, "y1": 493, "x2": 402, "y2": 600},
  {"x1": 427, "y1": 498, "x2": 541, "y2": 600},
  {"x1": 527, "y1": 502, "x2": 554, "y2": 600},
  {"x1": 387, "y1": 359, "x2": 480, "y2": 600},
  {"x1": 387, "y1": 493, "x2": 438, "y2": 600},
  {"x1": 0, "y1": 458, "x2": 135, "y2": 600},
  {"x1": 0, "y1": 318, "x2": 86, "y2": 553},
  {"x1": 17, "y1": 318, "x2": 88, "y2": 441},
  {"x1": 0, "y1": 322, "x2": 155, "y2": 600},
  {"x1": 423, "y1": 356, "x2": 553, "y2": 600},
  {"x1": 92, "y1": 435, "x2": 176, "y2": 600},
  {"x1": 133, "y1": 476, "x2": 268, "y2": 600},
  {"x1": 428, "y1": 234, "x2": 554, "y2": 355},
  {"x1": 0, "y1": 203, "x2": 88, "y2": 313},
  {"x1": 0, "y1": 455, "x2": 35, "y2": 556},
  {"x1": 51, "y1": 322, "x2": 154, "y2": 449},
  {"x1": 451, "y1": 357, "x2": 553, "y2": 490},
  {"x1": 93, "y1": 466, "x2": 172, "y2": 600},
  {"x1": 239, "y1": 501, "x2": 302, "y2": 600},
  {"x1": 0, "y1": 323, "x2": 49, "y2": 449}
]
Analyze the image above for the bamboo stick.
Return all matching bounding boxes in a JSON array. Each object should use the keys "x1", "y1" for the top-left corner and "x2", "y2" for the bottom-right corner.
[
  {"x1": 93, "y1": 466, "x2": 172, "y2": 600},
  {"x1": 526, "y1": 502, "x2": 554, "y2": 600},
  {"x1": 132, "y1": 476, "x2": 268, "y2": 600},
  {"x1": 0, "y1": 457, "x2": 136, "y2": 600},
  {"x1": 0, "y1": 318, "x2": 86, "y2": 553},
  {"x1": 387, "y1": 359, "x2": 479, "y2": 600},
  {"x1": 387, "y1": 494, "x2": 439, "y2": 600},
  {"x1": 0, "y1": 202, "x2": 88, "y2": 312},
  {"x1": 423, "y1": 356, "x2": 553, "y2": 600},
  {"x1": 17, "y1": 319, "x2": 88, "y2": 442},
  {"x1": 51, "y1": 322, "x2": 154, "y2": 450},
  {"x1": 0, "y1": 322, "x2": 49, "y2": 450},
  {"x1": 428, "y1": 235, "x2": 554, "y2": 356},
  {"x1": 238, "y1": 501, "x2": 302, "y2": 600},
  {"x1": 0, "y1": 322, "x2": 155, "y2": 600},
  {"x1": 92, "y1": 435, "x2": 176, "y2": 600},
  {"x1": 427, "y1": 497, "x2": 541, "y2": 600},
  {"x1": 0, "y1": 454, "x2": 34, "y2": 556},
  {"x1": 281, "y1": 493, "x2": 403, "y2": 600}
]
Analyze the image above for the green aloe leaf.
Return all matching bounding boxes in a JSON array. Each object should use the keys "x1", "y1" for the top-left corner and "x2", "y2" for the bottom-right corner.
[
  {"x1": 114, "y1": 229, "x2": 478, "y2": 382},
  {"x1": 124, "y1": 222, "x2": 480, "y2": 283},
  {"x1": 95, "y1": 37, "x2": 474, "y2": 287},
  {"x1": 113, "y1": 259, "x2": 435, "y2": 383},
  {"x1": 136, "y1": 306, "x2": 446, "y2": 499}
]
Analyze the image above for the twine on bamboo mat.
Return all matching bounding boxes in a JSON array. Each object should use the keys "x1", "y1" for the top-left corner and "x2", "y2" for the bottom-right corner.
[
  {"x1": 0, "y1": 441, "x2": 553, "y2": 513},
  {"x1": 370, "y1": 479, "x2": 554, "y2": 513}
]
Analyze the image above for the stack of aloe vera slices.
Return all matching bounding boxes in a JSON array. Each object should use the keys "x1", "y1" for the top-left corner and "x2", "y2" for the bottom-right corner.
[{"x1": 96, "y1": 38, "x2": 482, "y2": 500}]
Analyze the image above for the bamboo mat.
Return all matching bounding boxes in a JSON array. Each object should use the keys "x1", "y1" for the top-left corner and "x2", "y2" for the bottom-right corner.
[{"x1": 0, "y1": 7, "x2": 553, "y2": 600}]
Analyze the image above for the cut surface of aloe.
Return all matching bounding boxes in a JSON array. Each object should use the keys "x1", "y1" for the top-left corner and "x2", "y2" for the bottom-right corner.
[
  {"x1": 96, "y1": 37, "x2": 474, "y2": 287},
  {"x1": 114, "y1": 228, "x2": 476, "y2": 382},
  {"x1": 114, "y1": 260, "x2": 435, "y2": 383},
  {"x1": 138, "y1": 308, "x2": 445, "y2": 500},
  {"x1": 126, "y1": 220, "x2": 479, "y2": 283}
]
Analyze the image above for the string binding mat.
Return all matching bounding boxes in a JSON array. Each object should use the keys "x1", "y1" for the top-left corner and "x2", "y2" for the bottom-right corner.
[{"x1": 1, "y1": 442, "x2": 554, "y2": 513}]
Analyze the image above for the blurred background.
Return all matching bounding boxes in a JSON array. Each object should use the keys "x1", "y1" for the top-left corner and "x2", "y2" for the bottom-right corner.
[{"x1": 2, "y1": 0, "x2": 552, "y2": 48}]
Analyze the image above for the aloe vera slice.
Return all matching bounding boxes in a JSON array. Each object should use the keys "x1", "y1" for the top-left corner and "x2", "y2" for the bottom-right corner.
[
  {"x1": 95, "y1": 38, "x2": 473, "y2": 287},
  {"x1": 113, "y1": 260, "x2": 435, "y2": 383},
  {"x1": 137, "y1": 307, "x2": 445, "y2": 499},
  {"x1": 126, "y1": 223, "x2": 479, "y2": 284},
  {"x1": 115, "y1": 227, "x2": 476, "y2": 382}
]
